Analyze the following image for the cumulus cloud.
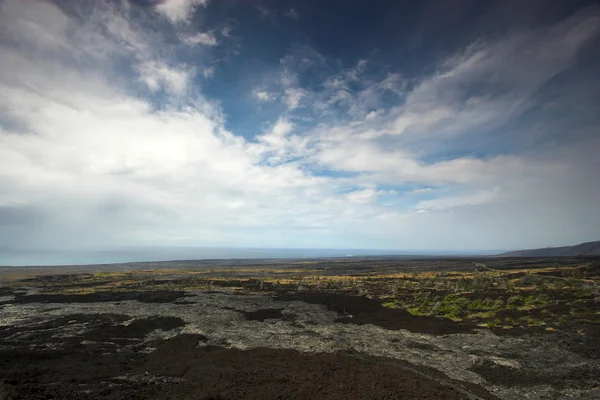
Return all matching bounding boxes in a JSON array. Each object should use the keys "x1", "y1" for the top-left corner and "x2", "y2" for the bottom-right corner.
[
  {"x1": 270, "y1": 118, "x2": 294, "y2": 136},
  {"x1": 0, "y1": 0, "x2": 599, "y2": 252},
  {"x1": 0, "y1": 0, "x2": 362, "y2": 249},
  {"x1": 154, "y1": 0, "x2": 209, "y2": 24},
  {"x1": 137, "y1": 61, "x2": 192, "y2": 94}
]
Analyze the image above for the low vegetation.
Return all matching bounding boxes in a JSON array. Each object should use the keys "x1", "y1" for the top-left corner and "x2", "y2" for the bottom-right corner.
[{"x1": 3, "y1": 260, "x2": 599, "y2": 334}]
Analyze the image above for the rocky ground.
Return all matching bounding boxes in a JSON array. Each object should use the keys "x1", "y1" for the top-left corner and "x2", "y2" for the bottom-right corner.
[{"x1": 1, "y1": 260, "x2": 599, "y2": 399}]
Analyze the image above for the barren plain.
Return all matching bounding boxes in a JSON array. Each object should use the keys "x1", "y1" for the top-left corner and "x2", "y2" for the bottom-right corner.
[{"x1": 1, "y1": 257, "x2": 599, "y2": 399}]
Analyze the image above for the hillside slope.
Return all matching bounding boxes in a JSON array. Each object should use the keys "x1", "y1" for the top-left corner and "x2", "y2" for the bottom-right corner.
[{"x1": 498, "y1": 241, "x2": 600, "y2": 257}]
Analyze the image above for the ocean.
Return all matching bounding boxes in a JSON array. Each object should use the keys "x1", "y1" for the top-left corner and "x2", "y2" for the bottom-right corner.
[{"x1": 0, "y1": 247, "x2": 442, "y2": 267}]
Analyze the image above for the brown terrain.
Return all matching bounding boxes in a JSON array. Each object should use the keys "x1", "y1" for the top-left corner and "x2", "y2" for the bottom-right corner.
[{"x1": 1, "y1": 256, "x2": 599, "y2": 399}]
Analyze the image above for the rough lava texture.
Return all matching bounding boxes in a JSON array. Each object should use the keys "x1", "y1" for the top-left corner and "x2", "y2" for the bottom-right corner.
[{"x1": 1, "y1": 288, "x2": 599, "y2": 399}]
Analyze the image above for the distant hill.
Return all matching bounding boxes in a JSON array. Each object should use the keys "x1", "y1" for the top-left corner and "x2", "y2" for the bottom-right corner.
[{"x1": 497, "y1": 241, "x2": 600, "y2": 257}]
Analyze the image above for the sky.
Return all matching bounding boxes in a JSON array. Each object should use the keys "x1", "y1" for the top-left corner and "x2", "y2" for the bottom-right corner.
[{"x1": 0, "y1": 0, "x2": 599, "y2": 252}]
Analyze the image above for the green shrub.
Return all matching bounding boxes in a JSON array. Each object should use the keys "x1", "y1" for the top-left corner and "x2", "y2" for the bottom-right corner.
[
  {"x1": 493, "y1": 298, "x2": 505, "y2": 309},
  {"x1": 382, "y1": 301, "x2": 399, "y2": 309},
  {"x1": 468, "y1": 297, "x2": 502, "y2": 311},
  {"x1": 468, "y1": 299, "x2": 483, "y2": 310},
  {"x1": 438, "y1": 295, "x2": 471, "y2": 319},
  {"x1": 523, "y1": 294, "x2": 550, "y2": 307},
  {"x1": 486, "y1": 318, "x2": 502, "y2": 328},
  {"x1": 481, "y1": 298, "x2": 496, "y2": 309},
  {"x1": 507, "y1": 295, "x2": 525, "y2": 307}
]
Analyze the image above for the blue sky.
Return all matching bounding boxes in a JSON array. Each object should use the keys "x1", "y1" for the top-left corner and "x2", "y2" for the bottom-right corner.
[{"x1": 0, "y1": 0, "x2": 599, "y2": 251}]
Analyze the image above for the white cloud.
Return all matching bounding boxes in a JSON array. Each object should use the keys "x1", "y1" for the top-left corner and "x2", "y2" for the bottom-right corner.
[
  {"x1": 0, "y1": 0, "x2": 69, "y2": 51},
  {"x1": 346, "y1": 188, "x2": 395, "y2": 205},
  {"x1": 323, "y1": 59, "x2": 368, "y2": 89},
  {"x1": 415, "y1": 189, "x2": 500, "y2": 211},
  {"x1": 271, "y1": 118, "x2": 294, "y2": 136},
  {"x1": 252, "y1": 118, "x2": 312, "y2": 165},
  {"x1": 0, "y1": 1, "x2": 368, "y2": 249},
  {"x1": 1, "y1": 0, "x2": 599, "y2": 252},
  {"x1": 253, "y1": 88, "x2": 277, "y2": 103},
  {"x1": 154, "y1": 0, "x2": 209, "y2": 24},
  {"x1": 382, "y1": 9, "x2": 600, "y2": 137},
  {"x1": 313, "y1": 127, "x2": 571, "y2": 189},
  {"x1": 280, "y1": 54, "x2": 400, "y2": 120},
  {"x1": 365, "y1": 109, "x2": 384, "y2": 121},
  {"x1": 346, "y1": 59, "x2": 367, "y2": 81},
  {"x1": 0, "y1": 0, "x2": 151, "y2": 61},
  {"x1": 378, "y1": 72, "x2": 404, "y2": 94},
  {"x1": 278, "y1": 61, "x2": 313, "y2": 110},
  {"x1": 137, "y1": 61, "x2": 192, "y2": 94},
  {"x1": 184, "y1": 31, "x2": 218, "y2": 46},
  {"x1": 283, "y1": 87, "x2": 306, "y2": 110}
]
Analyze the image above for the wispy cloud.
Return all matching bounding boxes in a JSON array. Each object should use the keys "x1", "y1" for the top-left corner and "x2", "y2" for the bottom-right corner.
[
  {"x1": 1, "y1": 0, "x2": 599, "y2": 251},
  {"x1": 253, "y1": 88, "x2": 277, "y2": 103},
  {"x1": 258, "y1": 6, "x2": 300, "y2": 23},
  {"x1": 284, "y1": 8, "x2": 300, "y2": 20},
  {"x1": 154, "y1": 0, "x2": 209, "y2": 24},
  {"x1": 282, "y1": 87, "x2": 306, "y2": 110},
  {"x1": 137, "y1": 61, "x2": 192, "y2": 94},
  {"x1": 202, "y1": 66, "x2": 215, "y2": 78},
  {"x1": 383, "y1": 8, "x2": 600, "y2": 138},
  {"x1": 184, "y1": 31, "x2": 218, "y2": 46}
]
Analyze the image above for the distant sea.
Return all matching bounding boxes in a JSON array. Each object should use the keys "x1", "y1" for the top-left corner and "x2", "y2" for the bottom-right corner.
[{"x1": 0, "y1": 247, "x2": 495, "y2": 267}]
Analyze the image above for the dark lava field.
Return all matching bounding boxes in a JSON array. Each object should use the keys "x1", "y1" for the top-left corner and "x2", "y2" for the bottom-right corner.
[{"x1": 1, "y1": 257, "x2": 599, "y2": 399}]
